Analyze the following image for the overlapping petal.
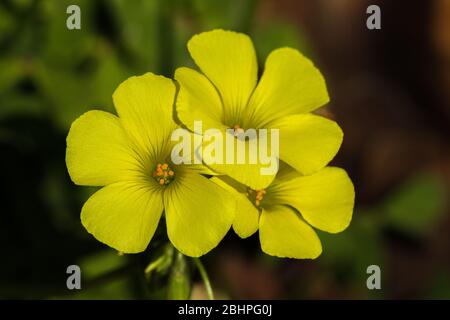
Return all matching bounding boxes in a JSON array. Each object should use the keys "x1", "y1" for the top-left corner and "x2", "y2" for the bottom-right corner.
[
  {"x1": 201, "y1": 129, "x2": 277, "y2": 190},
  {"x1": 211, "y1": 176, "x2": 260, "y2": 238},
  {"x1": 164, "y1": 172, "x2": 236, "y2": 257},
  {"x1": 187, "y1": 29, "x2": 257, "y2": 126},
  {"x1": 175, "y1": 67, "x2": 226, "y2": 132}
]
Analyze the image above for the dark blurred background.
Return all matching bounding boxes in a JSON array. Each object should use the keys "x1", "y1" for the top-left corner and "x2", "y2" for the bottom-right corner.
[{"x1": 1, "y1": 0, "x2": 449, "y2": 299}]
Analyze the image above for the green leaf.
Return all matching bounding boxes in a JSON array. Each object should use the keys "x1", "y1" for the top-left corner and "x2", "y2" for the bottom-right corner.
[
  {"x1": 319, "y1": 210, "x2": 384, "y2": 279},
  {"x1": 383, "y1": 173, "x2": 447, "y2": 236},
  {"x1": 0, "y1": 58, "x2": 25, "y2": 93},
  {"x1": 110, "y1": 0, "x2": 160, "y2": 71}
]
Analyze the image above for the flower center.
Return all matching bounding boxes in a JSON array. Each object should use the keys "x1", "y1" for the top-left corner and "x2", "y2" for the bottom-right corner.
[
  {"x1": 246, "y1": 188, "x2": 266, "y2": 208},
  {"x1": 152, "y1": 162, "x2": 175, "y2": 186},
  {"x1": 233, "y1": 124, "x2": 245, "y2": 136}
]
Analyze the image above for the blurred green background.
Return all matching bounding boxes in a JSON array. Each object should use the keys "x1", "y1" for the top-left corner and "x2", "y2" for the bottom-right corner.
[{"x1": 1, "y1": 0, "x2": 449, "y2": 299}]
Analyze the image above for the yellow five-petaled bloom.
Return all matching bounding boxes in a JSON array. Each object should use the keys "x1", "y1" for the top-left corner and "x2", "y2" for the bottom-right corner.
[
  {"x1": 213, "y1": 164, "x2": 354, "y2": 259},
  {"x1": 176, "y1": 29, "x2": 343, "y2": 190},
  {"x1": 66, "y1": 73, "x2": 235, "y2": 257}
]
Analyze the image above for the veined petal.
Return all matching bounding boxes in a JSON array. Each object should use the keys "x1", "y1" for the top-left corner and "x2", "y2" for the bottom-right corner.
[
  {"x1": 267, "y1": 167, "x2": 355, "y2": 233},
  {"x1": 201, "y1": 129, "x2": 277, "y2": 190},
  {"x1": 164, "y1": 172, "x2": 235, "y2": 257},
  {"x1": 81, "y1": 181, "x2": 164, "y2": 253},
  {"x1": 246, "y1": 47, "x2": 329, "y2": 127},
  {"x1": 259, "y1": 205, "x2": 322, "y2": 259},
  {"x1": 187, "y1": 29, "x2": 257, "y2": 125},
  {"x1": 175, "y1": 67, "x2": 226, "y2": 132},
  {"x1": 66, "y1": 110, "x2": 144, "y2": 186},
  {"x1": 179, "y1": 163, "x2": 219, "y2": 176},
  {"x1": 269, "y1": 113, "x2": 343, "y2": 175},
  {"x1": 113, "y1": 73, "x2": 177, "y2": 163},
  {"x1": 211, "y1": 176, "x2": 260, "y2": 238},
  {"x1": 206, "y1": 162, "x2": 276, "y2": 191}
]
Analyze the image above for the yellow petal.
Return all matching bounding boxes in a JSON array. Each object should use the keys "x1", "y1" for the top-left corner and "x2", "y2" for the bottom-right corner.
[
  {"x1": 206, "y1": 162, "x2": 276, "y2": 191},
  {"x1": 180, "y1": 163, "x2": 219, "y2": 176},
  {"x1": 81, "y1": 181, "x2": 164, "y2": 253},
  {"x1": 211, "y1": 176, "x2": 260, "y2": 238},
  {"x1": 170, "y1": 129, "x2": 220, "y2": 176},
  {"x1": 66, "y1": 110, "x2": 144, "y2": 186},
  {"x1": 268, "y1": 167, "x2": 355, "y2": 233},
  {"x1": 164, "y1": 172, "x2": 235, "y2": 257},
  {"x1": 187, "y1": 29, "x2": 257, "y2": 126},
  {"x1": 246, "y1": 47, "x2": 329, "y2": 127},
  {"x1": 270, "y1": 113, "x2": 343, "y2": 175},
  {"x1": 201, "y1": 129, "x2": 277, "y2": 190},
  {"x1": 259, "y1": 205, "x2": 322, "y2": 259},
  {"x1": 113, "y1": 72, "x2": 177, "y2": 162},
  {"x1": 174, "y1": 67, "x2": 226, "y2": 133}
]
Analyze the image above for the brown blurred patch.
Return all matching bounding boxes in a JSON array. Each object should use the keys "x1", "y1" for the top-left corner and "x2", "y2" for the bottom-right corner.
[{"x1": 216, "y1": 250, "x2": 282, "y2": 299}]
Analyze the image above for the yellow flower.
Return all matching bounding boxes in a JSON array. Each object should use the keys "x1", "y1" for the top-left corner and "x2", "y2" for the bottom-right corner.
[
  {"x1": 212, "y1": 164, "x2": 355, "y2": 259},
  {"x1": 175, "y1": 29, "x2": 343, "y2": 189},
  {"x1": 66, "y1": 73, "x2": 235, "y2": 257}
]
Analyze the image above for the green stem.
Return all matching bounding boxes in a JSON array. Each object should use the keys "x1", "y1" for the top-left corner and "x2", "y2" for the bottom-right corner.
[{"x1": 193, "y1": 258, "x2": 214, "y2": 300}]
